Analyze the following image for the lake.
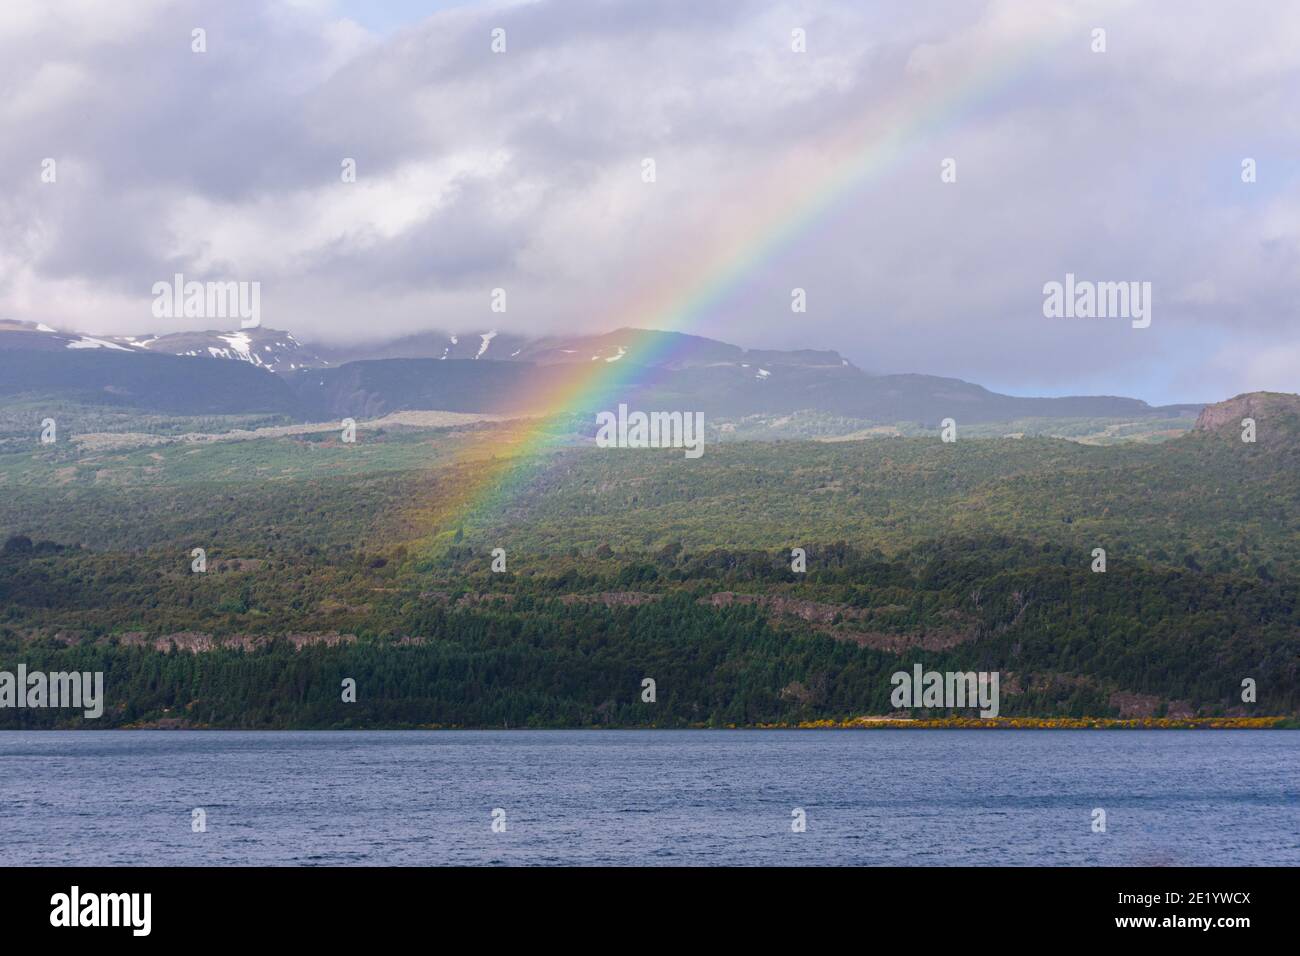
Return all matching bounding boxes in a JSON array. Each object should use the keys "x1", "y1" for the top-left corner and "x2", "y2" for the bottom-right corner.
[{"x1": 0, "y1": 730, "x2": 1296, "y2": 866}]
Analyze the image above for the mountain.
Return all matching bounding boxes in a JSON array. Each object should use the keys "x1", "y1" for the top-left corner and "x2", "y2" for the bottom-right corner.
[
  {"x1": 3, "y1": 320, "x2": 843, "y2": 377},
  {"x1": 293, "y1": 358, "x2": 557, "y2": 419},
  {"x1": 293, "y1": 354, "x2": 1197, "y2": 426},
  {"x1": 1, "y1": 318, "x2": 1202, "y2": 429},
  {"x1": 0, "y1": 320, "x2": 327, "y2": 374},
  {"x1": 496, "y1": 328, "x2": 849, "y2": 370},
  {"x1": 310, "y1": 326, "x2": 850, "y2": 370},
  {"x1": 313, "y1": 328, "x2": 531, "y2": 365},
  {"x1": 1188, "y1": 392, "x2": 1300, "y2": 473},
  {"x1": 293, "y1": 326, "x2": 1200, "y2": 425},
  {"x1": 0, "y1": 319, "x2": 136, "y2": 354},
  {"x1": 0, "y1": 345, "x2": 301, "y2": 416},
  {"x1": 131, "y1": 326, "x2": 328, "y2": 373},
  {"x1": 1194, "y1": 392, "x2": 1300, "y2": 437}
]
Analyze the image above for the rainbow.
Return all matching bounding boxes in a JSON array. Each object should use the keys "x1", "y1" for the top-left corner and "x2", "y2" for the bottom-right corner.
[{"x1": 420, "y1": 8, "x2": 1095, "y2": 544}]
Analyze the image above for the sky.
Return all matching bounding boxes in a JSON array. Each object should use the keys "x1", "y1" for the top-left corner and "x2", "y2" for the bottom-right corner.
[{"x1": 1, "y1": 0, "x2": 1297, "y2": 404}]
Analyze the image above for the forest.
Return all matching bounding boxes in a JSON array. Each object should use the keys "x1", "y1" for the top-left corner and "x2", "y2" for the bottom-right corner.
[{"x1": 0, "y1": 402, "x2": 1296, "y2": 728}]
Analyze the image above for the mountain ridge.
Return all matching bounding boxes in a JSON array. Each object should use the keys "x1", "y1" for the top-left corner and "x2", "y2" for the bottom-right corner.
[{"x1": 1, "y1": 318, "x2": 1206, "y2": 428}]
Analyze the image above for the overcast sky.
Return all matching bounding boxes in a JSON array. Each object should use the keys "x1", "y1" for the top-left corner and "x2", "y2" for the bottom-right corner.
[{"x1": 1, "y1": 0, "x2": 1296, "y2": 403}]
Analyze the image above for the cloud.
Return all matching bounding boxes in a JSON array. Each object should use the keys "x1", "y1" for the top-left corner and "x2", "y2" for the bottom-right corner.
[{"x1": 0, "y1": 0, "x2": 1296, "y2": 403}]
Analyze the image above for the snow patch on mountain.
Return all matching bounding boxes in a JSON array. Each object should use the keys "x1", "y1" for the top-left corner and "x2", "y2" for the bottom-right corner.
[
  {"x1": 218, "y1": 332, "x2": 254, "y2": 359},
  {"x1": 67, "y1": 336, "x2": 132, "y2": 351}
]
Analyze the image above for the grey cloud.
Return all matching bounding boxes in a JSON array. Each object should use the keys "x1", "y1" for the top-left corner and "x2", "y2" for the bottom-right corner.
[{"x1": 1, "y1": 0, "x2": 1296, "y2": 403}]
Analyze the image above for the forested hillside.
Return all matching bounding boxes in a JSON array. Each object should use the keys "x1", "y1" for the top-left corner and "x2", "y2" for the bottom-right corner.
[{"x1": 1, "y1": 393, "x2": 1296, "y2": 728}]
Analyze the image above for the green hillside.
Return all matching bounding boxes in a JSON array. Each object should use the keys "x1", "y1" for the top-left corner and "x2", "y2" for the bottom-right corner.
[{"x1": 1, "y1": 393, "x2": 1296, "y2": 728}]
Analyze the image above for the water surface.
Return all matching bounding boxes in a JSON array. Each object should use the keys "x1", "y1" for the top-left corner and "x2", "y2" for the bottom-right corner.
[{"x1": 1, "y1": 730, "x2": 1295, "y2": 865}]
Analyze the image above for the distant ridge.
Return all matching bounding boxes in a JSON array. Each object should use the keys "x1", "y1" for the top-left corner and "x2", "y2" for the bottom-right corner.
[
  {"x1": 0, "y1": 319, "x2": 325, "y2": 374},
  {"x1": 1, "y1": 318, "x2": 1205, "y2": 429}
]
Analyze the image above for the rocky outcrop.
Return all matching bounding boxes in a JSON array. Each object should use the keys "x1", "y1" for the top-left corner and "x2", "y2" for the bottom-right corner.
[
  {"x1": 107, "y1": 631, "x2": 356, "y2": 652},
  {"x1": 1194, "y1": 391, "x2": 1300, "y2": 433}
]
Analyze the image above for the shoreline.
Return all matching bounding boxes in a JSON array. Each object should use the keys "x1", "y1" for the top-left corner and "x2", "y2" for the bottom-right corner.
[{"x1": 2, "y1": 716, "x2": 1293, "y2": 731}]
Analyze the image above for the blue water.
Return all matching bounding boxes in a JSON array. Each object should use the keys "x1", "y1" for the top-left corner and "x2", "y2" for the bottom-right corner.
[{"x1": 0, "y1": 730, "x2": 1295, "y2": 866}]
